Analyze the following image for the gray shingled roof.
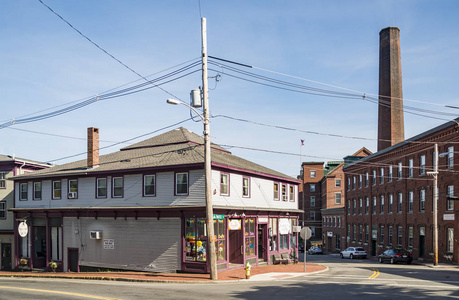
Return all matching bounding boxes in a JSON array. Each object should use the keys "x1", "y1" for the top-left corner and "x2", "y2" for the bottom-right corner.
[
  {"x1": 13, "y1": 127, "x2": 298, "y2": 182},
  {"x1": 0, "y1": 154, "x2": 51, "y2": 166}
]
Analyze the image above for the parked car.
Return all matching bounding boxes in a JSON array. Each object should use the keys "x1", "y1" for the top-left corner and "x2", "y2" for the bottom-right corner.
[
  {"x1": 340, "y1": 247, "x2": 367, "y2": 259},
  {"x1": 378, "y1": 249, "x2": 413, "y2": 264},
  {"x1": 298, "y1": 244, "x2": 305, "y2": 253},
  {"x1": 308, "y1": 246, "x2": 323, "y2": 255}
]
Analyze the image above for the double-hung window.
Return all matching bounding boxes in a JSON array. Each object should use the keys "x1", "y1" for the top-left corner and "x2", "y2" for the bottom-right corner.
[
  {"x1": 388, "y1": 226, "x2": 393, "y2": 245},
  {"x1": 380, "y1": 195, "x2": 384, "y2": 214},
  {"x1": 289, "y1": 185, "x2": 294, "y2": 202},
  {"x1": 97, "y1": 178, "x2": 107, "y2": 198},
  {"x1": 379, "y1": 168, "x2": 384, "y2": 184},
  {"x1": 397, "y1": 192, "x2": 403, "y2": 213},
  {"x1": 398, "y1": 162, "x2": 403, "y2": 180},
  {"x1": 447, "y1": 146, "x2": 454, "y2": 169},
  {"x1": 358, "y1": 175, "x2": 362, "y2": 189},
  {"x1": 397, "y1": 226, "x2": 403, "y2": 246},
  {"x1": 388, "y1": 194, "x2": 393, "y2": 214},
  {"x1": 447, "y1": 185, "x2": 454, "y2": 211},
  {"x1": 359, "y1": 198, "x2": 363, "y2": 215},
  {"x1": 220, "y1": 173, "x2": 229, "y2": 196},
  {"x1": 273, "y1": 183, "x2": 279, "y2": 200},
  {"x1": 52, "y1": 180, "x2": 61, "y2": 200},
  {"x1": 335, "y1": 193, "x2": 341, "y2": 204},
  {"x1": 144, "y1": 175, "x2": 156, "y2": 196},
  {"x1": 419, "y1": 155, "x2": 426, "y2": 175},
  {"x1": 365, "y1": 197, "x2": 369, "y2": 214},
  {"x1": 408, "y1": 226, "x2": 413, "y2": 248},
  {"x1": 0, "y1": 172, "x2": 5, "y2": 188},
  {"x1": 380, "y1": 226, "x2": 384, "y2": 244},
  {"x1": 112, "y1": 177, "x2": 123, "y2": 198},
  {"x1": 68, "y1": 179, "x2": 78, "y2": 199},
  {"x1": 176, "y1": 172, "x2": 188, "y2": 195},
  {"x1": 310, "y1": 184, "x2": 316, "y2": 192},
  {"x1": 33, "y1": 182, "x2": 42, "y2": 200},
  {"x1": 372, "y1": 196, "x2": 376, "y2": 215},
  {"x1": 388, "y1": 166, "x2": 393, "y2": 182},
  {"x1": 242, "y1": 177, "x2": 250, "y2": 198},
  {"x1": 20, "y1": 183, "x2": 28, "y2": 200},
  {"x1": 408, "y1": 159, "x2": 414, "y2": 178},
  {"x1": 353, "y1": 199, "x2": 356, "y2": 215},
  {"x1": 420, "y1": 189, "x2": 426, "y2": 212},
  {"x1": 0, "y1": 201, "x2": 6, "y2": 219},
  {"x1": 408, "y1": 191, "x2": 414, "y2": 212},
  {"x1": 310, "y1": 196, "x2": 316, "y2": 207},
  {"x1": 372, "y1": 170, "x2": 376, "y2": 186},
  {"x1": 365, "y1": 172, "x2": 369, "y2": 187},
  {"x1": 335, "y1": 179, "x2": 341, "y2": 188},
  {"x1": 310, "y1": 170, "x2": 316, "y2": 178},
  {"x1": 282, "y1": 184, "x2": 288, "y2": 201}
]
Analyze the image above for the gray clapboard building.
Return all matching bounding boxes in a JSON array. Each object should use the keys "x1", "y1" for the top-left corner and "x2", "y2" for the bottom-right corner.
[{"x1": 11, "y1": 127, "x2": 301, "y2": 273}]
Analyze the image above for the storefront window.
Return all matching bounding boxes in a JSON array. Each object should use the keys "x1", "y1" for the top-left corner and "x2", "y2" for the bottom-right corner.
[
  {"x1": 290, "y1": 219, "x2": 297, "y2": 249},
  {"x1": 245, "y1": 218, "x2": 256, "y2": 256},
  {"x1": 269, "y1": 218, "x2": 278, "y2": 251},
  {"x1": 185, "y1": 218, "x2": 207, "y2": 262},
  {"x1": 214, "y1": 219, "x2": 227, "y2": 261}
]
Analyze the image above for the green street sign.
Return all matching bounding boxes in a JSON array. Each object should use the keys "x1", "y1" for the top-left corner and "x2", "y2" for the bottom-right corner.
[{"x1": 213, "y1": 214, "x2": 225, "y2": 220}]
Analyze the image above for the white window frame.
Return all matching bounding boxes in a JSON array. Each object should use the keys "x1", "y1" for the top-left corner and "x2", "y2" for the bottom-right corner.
[
  {"x1": 112, "y1": 176, "x2": 124, "y2": 198},
  {"x1": 335, "y1": 179, "x2": 341, "y2": 188},
  {"x1": 335, "y1": 193, "x2": 341, "y2": 205},
  {"x1": 96, "y1": 178, "x2": 107, "y2": 198},
  {"x1": 447, "y1": 185, "x2": 454, "y2": 211},
  {"x1": 408, "y1": 191, "x2": 414, "y2": 212},
  {"x1": 388, "y1": 166, "x2": 393, "y2": 182},
  {"x1": 447, "y1": 146, "x2": 454, "y2": 169},
  {"x1": 68, "y1": 179, "x2": 78, "y2": 199},
  {"x1": 408, "y1": 159, "x2": 414, "y2": 178},
  {"x1": 143, "y1": 174, "x2": 156, "y2": 197},
  {"x1": 273, "y1": 182, "x2": 280, "y2": 201},
  {"x1": 289, "y1": 185, "x2": 295, "y2": 202},
  {"x1": 419, "y1": 155, "x2": 426, "y2": 175},
  {"x1": 0, "y1": 172, "x2": 5, "y2": 189},
  {"x1": 398, "y1": 162, "x2": 403, "y2": 180},
  {"x1": 33, "y1": 182, "x2": 42, "y2": 200},
  {"x1": 20, "y1": 183, "x2": 28, "y2": 200},
  {"x1": 420, "y1": 189, "x2": 425, "y2": 212},
  {"x1": 220, "y1": 173, "x2": 229, "y2": 196},
  {"x1": 310, "y1": 170, "x2": 316, "y2": 178},
  {"x1": 175, "y1": 172, "x2": 189, "y2": 196},
  {"x1": 52, "y1": 180, "x2": 61, "y2": 200}
]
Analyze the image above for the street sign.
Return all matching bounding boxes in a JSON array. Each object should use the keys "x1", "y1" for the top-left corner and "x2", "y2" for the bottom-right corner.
[{"x1": 300, "y1": 227, "x2": 312, "y2": 240}]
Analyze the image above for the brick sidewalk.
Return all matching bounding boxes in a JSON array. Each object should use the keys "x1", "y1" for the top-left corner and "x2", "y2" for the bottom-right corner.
[{"x1": 0, "y1": 263, "x2": 325, "y2": 283}]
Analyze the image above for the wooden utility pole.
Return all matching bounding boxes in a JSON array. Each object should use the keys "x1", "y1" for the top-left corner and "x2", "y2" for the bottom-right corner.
[{"x1": 202, "y1": 17, "x2": 217, "y2": 280}]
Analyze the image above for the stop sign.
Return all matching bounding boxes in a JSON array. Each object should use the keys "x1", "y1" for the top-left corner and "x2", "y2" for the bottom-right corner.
[{"x1": 300, "y1": 227, "x2": 312, "y2": 240}]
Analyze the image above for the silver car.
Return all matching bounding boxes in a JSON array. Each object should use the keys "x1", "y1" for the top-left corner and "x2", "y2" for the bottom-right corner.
[{"x1": 340, "y1": 247, "x2": 367, "y2": 259}]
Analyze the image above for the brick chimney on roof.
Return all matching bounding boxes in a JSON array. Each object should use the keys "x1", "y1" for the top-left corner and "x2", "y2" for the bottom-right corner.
[
  {"x1": 87, "y1": 127, "x2": 99, "y2": 168},
  {"x1": 378, "y1": 27, "x2": 405, "y2": 151}
]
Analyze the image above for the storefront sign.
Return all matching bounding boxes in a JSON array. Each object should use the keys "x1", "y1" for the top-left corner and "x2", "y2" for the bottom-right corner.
[
  {"x1": 213, "y1": 214, "x2": 225, "y2": 220},
  {"x1": 104, "y1": 239, "x2": 115, "y2": 249},
  {"x1": 372, "y1": 229, "x2": 378, "y2": 240},
  {"x1": 229, "y1": 219, "x2": 241, "y2": 230},
  {"x1": 443, "y1": 214, "x2": 455, "y2": 221},
  {"x1": 18, "y1": 222, "x2": 28, "y2": 238},
  {"x1": 258, "y1": 217, "x2": 268, "y2": 223},
  {"x1": 278, "y1": 218, "x2": 291, "y2": 235}
]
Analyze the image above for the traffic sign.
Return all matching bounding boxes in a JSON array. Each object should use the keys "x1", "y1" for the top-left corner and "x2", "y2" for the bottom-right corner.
[{"x1": 300, "y1": 227, "x2": 312, "y2": 240}]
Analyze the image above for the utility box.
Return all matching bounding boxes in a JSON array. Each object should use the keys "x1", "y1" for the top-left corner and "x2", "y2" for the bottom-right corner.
[{"x1": 190, "y1": 89, "x2": 202, "y2": 108}]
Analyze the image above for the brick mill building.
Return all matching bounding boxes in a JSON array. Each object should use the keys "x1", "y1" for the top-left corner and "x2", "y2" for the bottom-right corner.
[
  {"x1": 321, "y1": 148, "x2": 371, "y2": 253},
  {"x1": 344, "y1": 27, "x2": 458, "y2": 263}
]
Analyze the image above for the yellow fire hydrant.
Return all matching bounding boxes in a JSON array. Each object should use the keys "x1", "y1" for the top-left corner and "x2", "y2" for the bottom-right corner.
[{"x1": 245, "y1": 261, "x2": 251, "y2": 279}]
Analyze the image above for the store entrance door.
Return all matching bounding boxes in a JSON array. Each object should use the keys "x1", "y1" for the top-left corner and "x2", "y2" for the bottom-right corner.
[
  {"x1": 1, "y1": 243, "x2": 12, "y2": 271},
  {"x1": 258, "y1": 224, "x2": 267, "y2": 261},
  {"x1": 33, "y1": 226, "x2": 47, "y2": 268},
  {"x1": 228, "y1": 227, "x2": 243, "y2": 265}
]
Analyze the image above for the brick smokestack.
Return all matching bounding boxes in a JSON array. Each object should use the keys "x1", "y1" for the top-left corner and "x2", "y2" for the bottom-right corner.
[
  {"x1": 87, "y1": 127, "x2": 99, "y2": 168},
  {"x1": 378, "y1": 27, "x2": 405, "y2": 151}
]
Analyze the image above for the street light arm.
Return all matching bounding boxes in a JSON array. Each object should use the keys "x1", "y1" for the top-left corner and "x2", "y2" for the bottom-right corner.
[{"x1": 166, "y1": 98, "x2": 205, "y2": 123}]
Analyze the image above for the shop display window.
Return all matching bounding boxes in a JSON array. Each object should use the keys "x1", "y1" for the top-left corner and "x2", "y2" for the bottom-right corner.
[
  {"x1": 245, "y1": 218, "x2": 256, "y2": 256},
  {"x1": 269, "y1": 218, "x2": 278, "y2": 251},
  {"x1": 185, "y1": 218, "x2": 207, "y2": 262},
  {"x1": 213, "y1": 219, "x2": 227, "y2": 261}
]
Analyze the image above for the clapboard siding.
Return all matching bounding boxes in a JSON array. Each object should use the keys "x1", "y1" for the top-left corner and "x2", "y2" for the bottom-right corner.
[
  {"x1": 15, "y1": 169, "x2": 297, "y2": 210},
  {"x1": 211, "y1": 170, "x2": 298, "y2": 210},
  {"x1": 63, "y1": 217, "x2": 181, "y2": 273}
]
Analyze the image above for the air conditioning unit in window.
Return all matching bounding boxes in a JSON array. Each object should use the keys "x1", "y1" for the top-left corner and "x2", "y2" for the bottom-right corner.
[
  {"x1": 68, "y1": 192, "x2": 77, "y2": 199},
  {"x1": 90, "y1": 230, "x2": 102, "y2": 240}
]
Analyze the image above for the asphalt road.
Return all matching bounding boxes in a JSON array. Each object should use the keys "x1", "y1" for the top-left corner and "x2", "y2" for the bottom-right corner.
[{"x1": 0, "y1": 254, "x2": 458, "y2": 299}]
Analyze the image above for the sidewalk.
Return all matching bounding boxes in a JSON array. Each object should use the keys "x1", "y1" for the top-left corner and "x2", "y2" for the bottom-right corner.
[{"x1": 0, "y1": 263, "x2": 327, "y2": 283}]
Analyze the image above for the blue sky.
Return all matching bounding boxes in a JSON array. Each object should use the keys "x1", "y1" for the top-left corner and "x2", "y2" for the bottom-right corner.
[{"x1": 0, "y1": 0, "x2": 458, "y2": 177}]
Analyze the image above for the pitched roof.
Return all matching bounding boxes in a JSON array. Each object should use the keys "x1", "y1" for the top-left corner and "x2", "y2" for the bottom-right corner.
[
  {"x1": 0, "y1": 154, "x2": 51, "y2": 167},
  {"x1": 13, "y1": 127, "x2": 298, "y2": 182}
]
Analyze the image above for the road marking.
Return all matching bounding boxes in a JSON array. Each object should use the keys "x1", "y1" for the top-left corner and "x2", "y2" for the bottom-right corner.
[
  {"x1": 0, "y1": 286, "x2": 121, "y2": 300},
  {"x1": 358, "y1": 264, "x2": 380, "y2": 279}
]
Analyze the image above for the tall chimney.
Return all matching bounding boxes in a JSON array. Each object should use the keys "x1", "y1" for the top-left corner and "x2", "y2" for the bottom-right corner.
[
  {"x1": 87, "y1": 127, "x2": 99, "y2": 168},
  {"x1": 378, "y1": 27, "x2": 404, "y2": 151}
]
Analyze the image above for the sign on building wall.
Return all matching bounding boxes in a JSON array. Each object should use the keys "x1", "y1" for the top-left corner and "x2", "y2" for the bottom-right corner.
[
  {"x1": 278, "y1": 218, "x2": 291, "y2": 235},
  {"x1": 18, "y1": 222, "x2": 28, "y2": 238},
  {"x1": 443, "y1": 214, "x2": 455, "y2": 221},
  {"x1": 229, "y1": 219, "x2": 241, "y2": 230},
  {"x1": 104, "y1": 239, "x2": 115, "y2": 249}
]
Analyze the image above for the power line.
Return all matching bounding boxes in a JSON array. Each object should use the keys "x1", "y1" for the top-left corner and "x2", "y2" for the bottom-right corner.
[
  {"x1": 47, "y1": 118, "x2": 194, "y2": 163},
  {"x1": 209, "y1": 56, "x2": 459, "y2": 111},
  {"x1": 38, "y1": 0, "x2": 182, "y2": 100}
]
